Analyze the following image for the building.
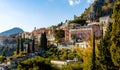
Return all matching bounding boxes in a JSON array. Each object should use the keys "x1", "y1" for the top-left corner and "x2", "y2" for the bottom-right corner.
[
  {"x1": 32, "y1": 27, "x2": 47, "y2": 46},
  {"x1": 88, "y1": 24, "x2": 102, "y2": 39},
  {"x1": 0, "y1": 36, "x2": 16, "y2": 47},
  {"x1": 0, "y1": 65, "x2": 8, "y2": 70},
  {"x1": 57, "y1": 43, "x2": 73, "y2": 50},
  {"x1": 99, "y1": 16, "x2": 113, "y2": 36},
  {"x1": 65, "y1": 26, "x2": 92, "y2": 43},
  {"x1": 51, "y1": 60, "x2": 67, "y2": 65},
  {"x1": 65, "y1": 23, "x2": 102, "y2": 43},
  {"x1": 75, "y1": 41, "x2": 89, "y2": 48},
  {"x1": 99, "y1": 16, "x2": 113, "y2": 25},
  {"x1": 46, "y1": 27, "x2": 55, "y2": 44},
  {"x1": 21, "y1": 32, "x2": 33, "y2": 39},
  {"x1": 51, "y1": 60, "x2": 75, "y2": 66},
  {"x1": 32, "y1": 28, "x2": 46, "y2": 38}
]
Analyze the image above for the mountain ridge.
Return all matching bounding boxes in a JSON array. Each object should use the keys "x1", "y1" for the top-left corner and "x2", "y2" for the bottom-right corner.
[{"x1": 0, "y1": 27, "x2": 24, "y2": 36}]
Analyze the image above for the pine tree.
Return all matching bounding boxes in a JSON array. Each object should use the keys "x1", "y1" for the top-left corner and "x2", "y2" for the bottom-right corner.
[{"x1": 110, "y1": 0, "x2": 120, "y2": 68}]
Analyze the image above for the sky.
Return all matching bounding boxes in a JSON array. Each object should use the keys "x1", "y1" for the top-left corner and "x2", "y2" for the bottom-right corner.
[{"x1": 0, "y1": 0, "x2": 94, "y2": 32}]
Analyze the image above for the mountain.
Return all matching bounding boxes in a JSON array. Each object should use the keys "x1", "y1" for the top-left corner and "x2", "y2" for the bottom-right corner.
[
  {"x1": 0, "y1": 27, "x2": 24, "y2": 36},
  {"x1": 80, "y1": 0, "x2": 116, "y2": 21}
]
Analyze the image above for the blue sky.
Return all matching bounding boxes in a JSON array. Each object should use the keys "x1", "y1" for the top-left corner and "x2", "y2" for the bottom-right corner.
[{"x1": 0, "y1": 0, "x2": 94, "y2": 32}]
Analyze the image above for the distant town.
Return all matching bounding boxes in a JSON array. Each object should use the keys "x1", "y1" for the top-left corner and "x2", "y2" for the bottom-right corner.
[
  {"x1": 0, "y1": 15, "x2": 112, "y2": 69},
  {"x1": 0, "y1": 0, "x2": 120, "y2": 70}
]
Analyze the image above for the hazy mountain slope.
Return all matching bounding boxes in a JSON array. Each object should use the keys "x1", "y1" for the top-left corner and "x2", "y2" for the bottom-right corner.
[{"x1": 0, "y1": 27, "x2": 24, "y2": 36}]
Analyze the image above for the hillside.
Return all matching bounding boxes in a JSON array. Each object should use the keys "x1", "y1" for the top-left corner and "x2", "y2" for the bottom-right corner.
[
  {"x1": 80, "y1": 0, "x2": 116, "y2": 21},
  {"x1": 0, "y1": 27, "x2": 24, "y2": 36}
]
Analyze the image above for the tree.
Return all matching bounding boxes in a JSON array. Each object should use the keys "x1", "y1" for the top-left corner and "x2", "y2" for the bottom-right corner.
[
  {"x1": 17, "y1": 37, "x2": 20, "y2": 55},
  {"x1": 27, "y1": 42, "x2": 30, "y2": 53},
  {"x1": 20, "y1": 38, "x2": 24, "y2": 51},
  {"x1": 0, "y1": 56, "x2": 5, "y2": 63},
  {"x1": 32, "y1": 38, "x2": 35, "y2": 53},
  {"x1": 18, "y1": 56, "x2": 58, "y2": 70},
  {"x1": 2, "y1": 51, "x2": 6, "y2": 57},
  {"x1": 69, "y1": 18, "x2": 87, "y2": 26},
  {"x1": 96, "y1": 1, "x2": 120, "y2": 69},
  {"x1": 40, "y1": 32, "x2": 47, "y2": 51},
  {"x1": 54, "y1": 29, "x2": 65, "y2": 43},
  {"x1": 92, "y1": 32, "x2": 96, "y2": 70},
  {"x1": 110, "y1": 0, "x2": 120, "y2": 68},
  {"x1": 97, "y1": 22, "x2": 118, "y2": 70}
]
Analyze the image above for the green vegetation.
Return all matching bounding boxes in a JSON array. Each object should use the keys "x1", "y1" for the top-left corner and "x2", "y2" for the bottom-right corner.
[
  {"x1": 17, "y1": 47, "x2": 84, "y2": 70},
  {"x1": 61, "y1": 62, "x2": 83, "y2": 70},
  {"x1": 80, "y1": 0, "x2": 115, "y2": 21},
  {"x1": 20, "y1": 38, "x2": 24, "y2": 51},
  {"x1": 1, "y1": 0, "x2": 120, "y2": 70},
  {"x1": 40, "y1": 47, "x2": 80, "y2": 61},
  {"x1": 16, "y1": 34, "x2": 37, "y2": 55},
  {"x1": 17, "y1": 37, "x2": 20, "y2": 55},
  {"x1": 54, "y1": 29, "x2": 65, "y2": 43},
  {"x1": 18, "y1": 56, "x2": 58, "y2": 70},
  {"x1": 69, "y1": 18, "x2": 87, "y2": 26},
  {"x1": 92, "y1": 32, "x2": 95, "y2": 70},
  {"x1": 0, "y1": 56, "x2": 5, "y2": 63},
  {"x1": 110, "y1": 0, "x2": 120, "y2": 68},
  {"x1": 97, "y1": 0, "x2": 120, "y2": 69},
  {"x1": 40, "y1": 32, "x2": 47, "y2": 50},
  {"x1": 32, "y1": 38, "x2": 35, "y2": 53}
]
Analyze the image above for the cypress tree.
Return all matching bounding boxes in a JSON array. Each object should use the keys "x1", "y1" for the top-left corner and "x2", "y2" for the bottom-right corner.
[
  {"x1": 27, "y1": 42, "x2": 30, "y2": 53},
  {"x1": 21, "y1": 38, "x2": 24, "y2": 51},
  {"x1": 92, "y1": 32, "x2": 96, "y2": 70},
  {"x1": 97, "y1": 23, "x2": 118, "y2": 70},
  {"x1": 2, "y1": 51, "x2": 6, "y2": 57},
  {"x1": 97, "y1": 0, "x2": 120, "y2": 69},
  {"x1": 32, "y1": 38, "x2": 35, "y2": 53},
  {"x1": 40, "y1": 32, "x2": 47, "y2": 51},
  {"x1": 110, "y1": 0, "x2": 120, "y2": 68},
  {"x1": 40, "y1": 33, "x2": 44, "y2": 50},
  {"x1": 17, "y1": 37, "x2": 20, "y2": 55},
  {"x1": 43, "y1": 32, "x2": 47, "y2": 50}
]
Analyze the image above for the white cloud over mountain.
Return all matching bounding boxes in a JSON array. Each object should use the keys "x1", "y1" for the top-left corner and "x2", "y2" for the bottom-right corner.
[
  {"x1": 87, "y1": 0, "x2": 94, "y2": 4},
  {"x1": 68, "y1": 0, "x2": 94, "y2": 6},
  {"x1": 68, "y1": 0, "x2": 80, "y2": 6}
]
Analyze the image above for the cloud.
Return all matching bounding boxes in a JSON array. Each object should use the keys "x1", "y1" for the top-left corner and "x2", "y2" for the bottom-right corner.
[
  {"x1": 87, "y1": 0, "x2": 94, "y2": 4},
  {"x1": 68, "y1": 0, "x2": 80, "y2": 6}
]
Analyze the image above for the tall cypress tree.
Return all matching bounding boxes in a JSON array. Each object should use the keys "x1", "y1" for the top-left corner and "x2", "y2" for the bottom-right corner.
[
  {"x1": 40, "y1": 32, "x2": 47, "y2": 51},
  {"x1": 2, "y1": 51, "x2": 6, "y2": 57},
  {"x1": 21, "y1": 38, "x2": 24, "y2": 51},
  {"x1": 92, "y1": 32, "x2": 96, "y2": 70},
  {"x1": 32, "y1": 38, "x2": 35, "y2": 53},
  {"x1": 17, "y1": 37, "x2": 20, "y2": 55},
  {"x1": 40, "y1": 33, "x2": 44, "y2": 50},
  {"x1": 110, "y1": 0, "x2": 120, "y2": 68},
  {"x1": 97, "y1": 23, "x2": 118, "y2": 70},
  {"x1": 27, "y1": 42, "x2": 30, "y2": 53},
  {"x1": 43, "y1": 32, "x2": 47, "y2": 50},
  {"x1": 97, "y1": 1, "x2": 119, "y2": 69}
]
